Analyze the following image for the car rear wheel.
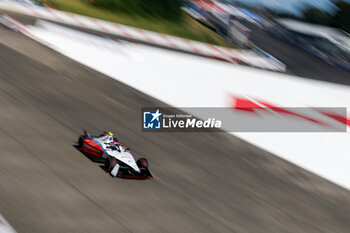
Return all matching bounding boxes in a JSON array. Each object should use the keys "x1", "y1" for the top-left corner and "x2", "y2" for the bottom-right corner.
[
  {"x1": 104, "y1": 156, "x2": 117, "y2": 173},
  {"x1": 137, "y1": 158, "x2": 149, "y2": 169},
  {"x1": 77, "y1": 135, "x2": 85, "y2": 150}
]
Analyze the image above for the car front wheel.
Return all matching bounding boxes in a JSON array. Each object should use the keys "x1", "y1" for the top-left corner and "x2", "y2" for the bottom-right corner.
[
  {"x1": 104, "y1": 156, "x2": 117, "y2": 173},
  {"x1": 137, "y1": 158, "x2": 149, "y2": 169}
]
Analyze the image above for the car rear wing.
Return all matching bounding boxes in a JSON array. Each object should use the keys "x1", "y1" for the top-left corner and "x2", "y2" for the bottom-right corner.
[{"x1": 83, "y1": 129, "x2": 92, "y2": 139}]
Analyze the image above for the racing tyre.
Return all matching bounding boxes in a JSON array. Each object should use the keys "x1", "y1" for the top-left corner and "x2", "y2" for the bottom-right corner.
[
  {"x1": 104, "y1": 156, "x2": 117, "y2": 173},
  {"x1": 77, "y1": 135, "x2": 85, "y2": 150},
  {"x1": 137, "y1": 158, "x2": 149, "y2": 169}
]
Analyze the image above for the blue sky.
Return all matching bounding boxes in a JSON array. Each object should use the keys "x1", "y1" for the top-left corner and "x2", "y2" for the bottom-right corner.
[{"x1": 231, "y1": 0, "x2": 338, "y2": 15}]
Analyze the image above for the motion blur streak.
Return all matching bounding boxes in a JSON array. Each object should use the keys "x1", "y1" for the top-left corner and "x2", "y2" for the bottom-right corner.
[{"x1": 0, "y1": 14, "x2": 350, "y2": 233}]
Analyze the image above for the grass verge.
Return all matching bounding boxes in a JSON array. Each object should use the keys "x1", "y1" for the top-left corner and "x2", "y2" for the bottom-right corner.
[{"x1": 41, "y1": 0, "x2": 230, "y2": 47}]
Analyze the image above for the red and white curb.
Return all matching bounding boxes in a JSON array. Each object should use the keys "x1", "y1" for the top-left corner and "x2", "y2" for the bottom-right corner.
[
  {"x1": 0, "y1": 214, "x2": 17, "y2": 233},
  {"x1": 0, "y1": 1, "x2": 285, "y2": 71},
  {"x1": 0, "y1": 14, "x2": 56, "y2": 49},
  {"x1": 35, "y1": 20, "x2": 129, "y2": 56},
  {"x1": 0, "y1": 15, "x2": 130, "y2": 59}
]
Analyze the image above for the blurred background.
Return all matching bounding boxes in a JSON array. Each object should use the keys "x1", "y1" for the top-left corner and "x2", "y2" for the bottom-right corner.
[{"x1": 31, "y1": 0, "x2": 350, "y2": 79}]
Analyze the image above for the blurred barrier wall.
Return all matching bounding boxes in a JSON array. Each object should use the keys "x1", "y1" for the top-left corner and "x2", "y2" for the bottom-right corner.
[{"x1": 0, "y1": 0, "x2": 286, "y2": 71}]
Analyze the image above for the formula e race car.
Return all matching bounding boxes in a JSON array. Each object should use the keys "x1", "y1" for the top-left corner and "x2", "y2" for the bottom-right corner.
[{"x1": 77, "y1": 130, "x2": 152, "y2": 179}]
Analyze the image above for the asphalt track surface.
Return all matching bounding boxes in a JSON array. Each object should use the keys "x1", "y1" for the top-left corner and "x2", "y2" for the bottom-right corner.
[{"x1": 1, "y1": 14, "x2": 350, "y2": 233}]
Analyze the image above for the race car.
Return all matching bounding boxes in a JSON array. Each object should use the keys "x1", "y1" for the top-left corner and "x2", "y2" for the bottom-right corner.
[{"x1": 77, "y1": 130, "x2": 152, "y2": 179}]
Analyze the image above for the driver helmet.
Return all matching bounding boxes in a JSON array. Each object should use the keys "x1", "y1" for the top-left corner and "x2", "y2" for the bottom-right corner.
[{"x1": 110, "y1": 142, "x2": 117, "y2": 150}]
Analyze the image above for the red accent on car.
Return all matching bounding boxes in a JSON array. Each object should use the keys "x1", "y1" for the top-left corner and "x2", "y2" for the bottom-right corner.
[{"x1": 82, "y1": 139, "x2": 103, "y2": 157}]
